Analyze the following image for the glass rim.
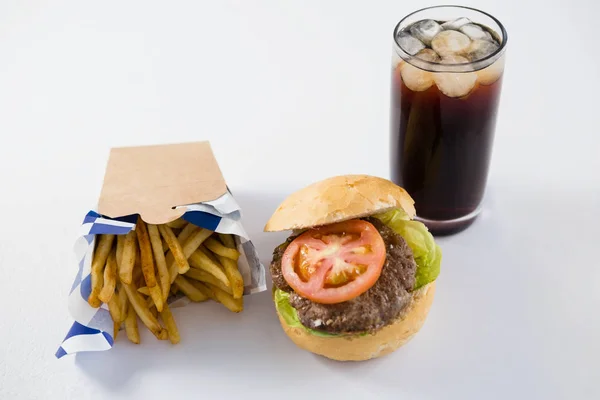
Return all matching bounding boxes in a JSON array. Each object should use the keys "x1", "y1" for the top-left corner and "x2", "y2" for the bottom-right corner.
[{"x1": 393, "y1": 5, "x2": 508, "y2": 73}]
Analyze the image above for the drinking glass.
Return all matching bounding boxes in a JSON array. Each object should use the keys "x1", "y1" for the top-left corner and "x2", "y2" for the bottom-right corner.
[{"x1": 390, "y1": 5, "x2": 508, "y2": 235}]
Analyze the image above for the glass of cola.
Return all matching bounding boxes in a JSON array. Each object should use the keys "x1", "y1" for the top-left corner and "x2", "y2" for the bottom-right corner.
[{"x1": 390, "y1": 6, "x2": 508, "y2": 235}]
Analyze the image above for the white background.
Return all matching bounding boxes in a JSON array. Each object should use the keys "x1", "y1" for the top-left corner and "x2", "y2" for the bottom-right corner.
[{"x1": 1, "y1": 1, "x2": 599, "y2": 399}]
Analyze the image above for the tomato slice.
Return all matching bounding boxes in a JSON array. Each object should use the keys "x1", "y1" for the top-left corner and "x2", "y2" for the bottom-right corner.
[{"x1": 281, "y1": 220, "x2": 386, "y2": 304}]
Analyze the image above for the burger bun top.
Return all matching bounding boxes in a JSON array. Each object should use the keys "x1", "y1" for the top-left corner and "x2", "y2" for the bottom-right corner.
[{"x1": 264, "y1": 174, "x2": 416, "y2": 232}]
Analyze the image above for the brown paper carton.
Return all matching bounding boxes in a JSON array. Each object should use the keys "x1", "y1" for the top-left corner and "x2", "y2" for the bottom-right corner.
[
  {"x1": 57, "y1": 140, "x2": 265, "y2": 358},
  {"x1": 98, "y1": 141, "x2": 228, "y2": 224}
]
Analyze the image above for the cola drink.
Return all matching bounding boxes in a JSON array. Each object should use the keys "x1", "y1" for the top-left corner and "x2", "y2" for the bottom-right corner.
[{"x1": 390, "y1": 7, "x2": 507, "y2": 235}]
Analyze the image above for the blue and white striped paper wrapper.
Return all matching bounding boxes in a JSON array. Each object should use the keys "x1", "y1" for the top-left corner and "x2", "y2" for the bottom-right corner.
[{"x1": 56, "y1": 193, "x2": 266, "y2": 359}]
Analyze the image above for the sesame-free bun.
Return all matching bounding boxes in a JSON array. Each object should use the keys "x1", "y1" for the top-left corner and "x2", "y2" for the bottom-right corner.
[
  {"x1": 276, "y1": 282, "x2": 435, "y2": 362},
  {"x1": 264, "y1": 175, "x2": 416, "y2": 232}
]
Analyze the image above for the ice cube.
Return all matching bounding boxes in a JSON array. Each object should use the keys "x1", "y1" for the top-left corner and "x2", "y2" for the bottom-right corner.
[
  {"x1": 467, "y1": 39, "x2": 500, "y2": 61},
  {"x1": 441, "y1": 17, "x2": 471, "y2": 31},
  {"x1": 415, "y1": 48, "x2": 440, "y2": 63},
  {"x1": 431, "y1": 30, "x2": 471, "y2": 57},
  {"x1": 396, "y1": 31, "x2": 426, "y2": 56},
  {"x1": 476, "y1": 54, "x2": 505, "y2": 85},
  {"x1": 409, "y1": 19, "x2": 443, "y2": 46},
  {"x1": 439, "y1": 54, "x2": 471, "y2": 65},
  {"x1": 433, "y1": 55, "x2": 477, "y2": 97},
  {"x1": 400, "y1": 63, "x2": 434, "y2": 92},
  {"x1": 459, "y1": 24, "x2": 493, "y2": 42}
]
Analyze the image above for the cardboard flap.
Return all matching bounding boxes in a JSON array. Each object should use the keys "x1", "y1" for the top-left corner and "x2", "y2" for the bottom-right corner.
[{"x1": 98, "y1": 141, "x2": 227, "y2": 224}]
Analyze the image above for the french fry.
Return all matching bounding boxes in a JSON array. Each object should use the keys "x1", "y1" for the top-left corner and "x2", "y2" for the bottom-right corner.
[
  {"x1": 147, "y1": 223, "x2": 170, "y2": 302},
  {"x1": 159, "y1": 224, "x2": 190, "y2": 281},
  {"x1": 165, "y1": 257, "x2": 176, "y2": 282},
  {"x1": 93, "y1": 234, "x2": 116, "y2": 269},
  {"x1": 138, "y1": 286, "x2": 150, "y2": 296},
  {"x1": 122, "y1": 283, "x2": 166, "y2": 340},
  {"x1": 189, "y1": 280, "x2": 216, "y2": 300},
  {"x1": 160, "y1": 303, "x2": 180, "y2": 344},
  {"x1": 146, "y1": 315, "x2": 166, "y2": 339},
  {"x1": 113, "y1": 322, "x2": 120, "y2": 341},
  {"x1": 98, "y1": 250, "x2": 117, "y2": 303},
  {"x1": 161, "y1": 237, "x2": 169, "y2": 253},
  {"x1": 166, "y1": 218, "x2": 187, "y2": 229},
  {"x1": 217, "y1": 254, "x2": 244, "y2": 299},
  {"x1": 193, "y1": 281, "x2": 243, "y2": 313},
  {"x1": 124, "y1": 304, "x2": 140, "y2": 344},
  {"x1": 119, "y1": 230, "x2": 137, "y2": 284},
  {"x1": 171, "y1": 228, "x2": 212, "y2": 274},
  {"x1": 158, "y1": 327, "x2": 167, "y2": 340},
  {"x1": 204, "y1": 237, "x2": 240, "y2": 261},
  {"x1": 207, "y1": 283, "x2": 243, "y2": 313},
  {"x1": 166, "y1": 226, "x2": 213, "y2": 281},
  {"x1": 183, "y1": 228, "x2": 213, "y2": 257},
  {"x1": 116, "y1": 234, "x2": 124, "y2": 265},
  {"x1": 213, "y1": 233, "x2": 244, "y2": 298},
  {"x1": 107, "y1": 290, "x2": 123, "y2": 323},
  {"x1": 136, "y1": 218, "x2": 163, "y2": 312},
  {"x1": 145, "y1": 300, "x2": 167, "y2": 340},
  {"x1": 117, "y1": 284, "x2": 128, "y2": 321},
  {"x1": 88, "y1": 234, "x2": 115, "y2": 307},
  {"x1": 133, "y1": 249, "x2": 144, "y2": 286},
  {"x1": 146, "y1": 297, "x2": 159, "y2": 320},
  {"x1": 170, "y1": 227, "x2": 212, "y2": 278},
  {"x1": 185, "y1": 268, "x2": 232, "y2": 295},
  {"x1": 177, "y1": 223, "x2": 198, "y2": 245},
  {"x1": 174, "y1": 275, "x2": 209, "y2": 302},
  {"x1": 164, "y1": 225, "x2": 200, "y2": 279},
  {"x1": 199, "y1": 244, "x2": 220, "y2": 265},
  {"x1": 188, "y1": 249, "x2": 230, "y2": 288},
  {"x1": 88, "y1": 265, "x2": 104, "y2": 308},
  {"x1": 218, "y1": 233, "x2": 236, "y2": 249}
]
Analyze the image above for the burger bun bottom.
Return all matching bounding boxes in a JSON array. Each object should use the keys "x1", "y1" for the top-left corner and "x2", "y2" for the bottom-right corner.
[{"x1": 275, "y1": 281, "x2": 436, "y2": 362}]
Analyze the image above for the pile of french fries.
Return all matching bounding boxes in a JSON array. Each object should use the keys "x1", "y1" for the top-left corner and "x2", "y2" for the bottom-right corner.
[{"x1": 87, "y1": 217, "x2": 244, "y2": 345}]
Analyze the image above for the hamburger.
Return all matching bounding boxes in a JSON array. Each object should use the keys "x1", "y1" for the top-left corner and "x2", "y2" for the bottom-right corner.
[{"x1": 264, "y1": 175, "x2": 442, "y2": 361}]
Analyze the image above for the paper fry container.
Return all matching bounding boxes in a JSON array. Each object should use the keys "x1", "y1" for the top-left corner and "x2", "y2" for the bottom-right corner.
[{"x1": 56, "y1": 142, "x2": 266, "y2": 358}]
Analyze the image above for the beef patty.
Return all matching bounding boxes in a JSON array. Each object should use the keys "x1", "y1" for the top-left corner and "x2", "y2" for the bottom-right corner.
[{"x1": 270, "y1": 217, "x2": 417, "y2": 334}]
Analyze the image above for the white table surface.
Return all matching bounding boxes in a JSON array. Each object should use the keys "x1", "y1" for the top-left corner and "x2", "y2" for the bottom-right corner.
[{"x1": 1, "y1": 1, "x2": 599, "y2": 399}]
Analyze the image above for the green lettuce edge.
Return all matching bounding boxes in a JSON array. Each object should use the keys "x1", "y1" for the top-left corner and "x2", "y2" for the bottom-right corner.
[
  {"x1": 372, "y1": 208, "x2": 442, "y2": 290},
  {"x1": 274, "y1": 288, "x2": 344, "y2": 338}
]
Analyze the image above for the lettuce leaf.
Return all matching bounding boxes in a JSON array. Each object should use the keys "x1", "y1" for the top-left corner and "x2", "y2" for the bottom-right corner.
[
  {"x1": 373, "y1": 209, "x2": 441, "y2": 289},
  {"x1": 273, "y1": 288, "x2": 340, "y2": 337}
]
